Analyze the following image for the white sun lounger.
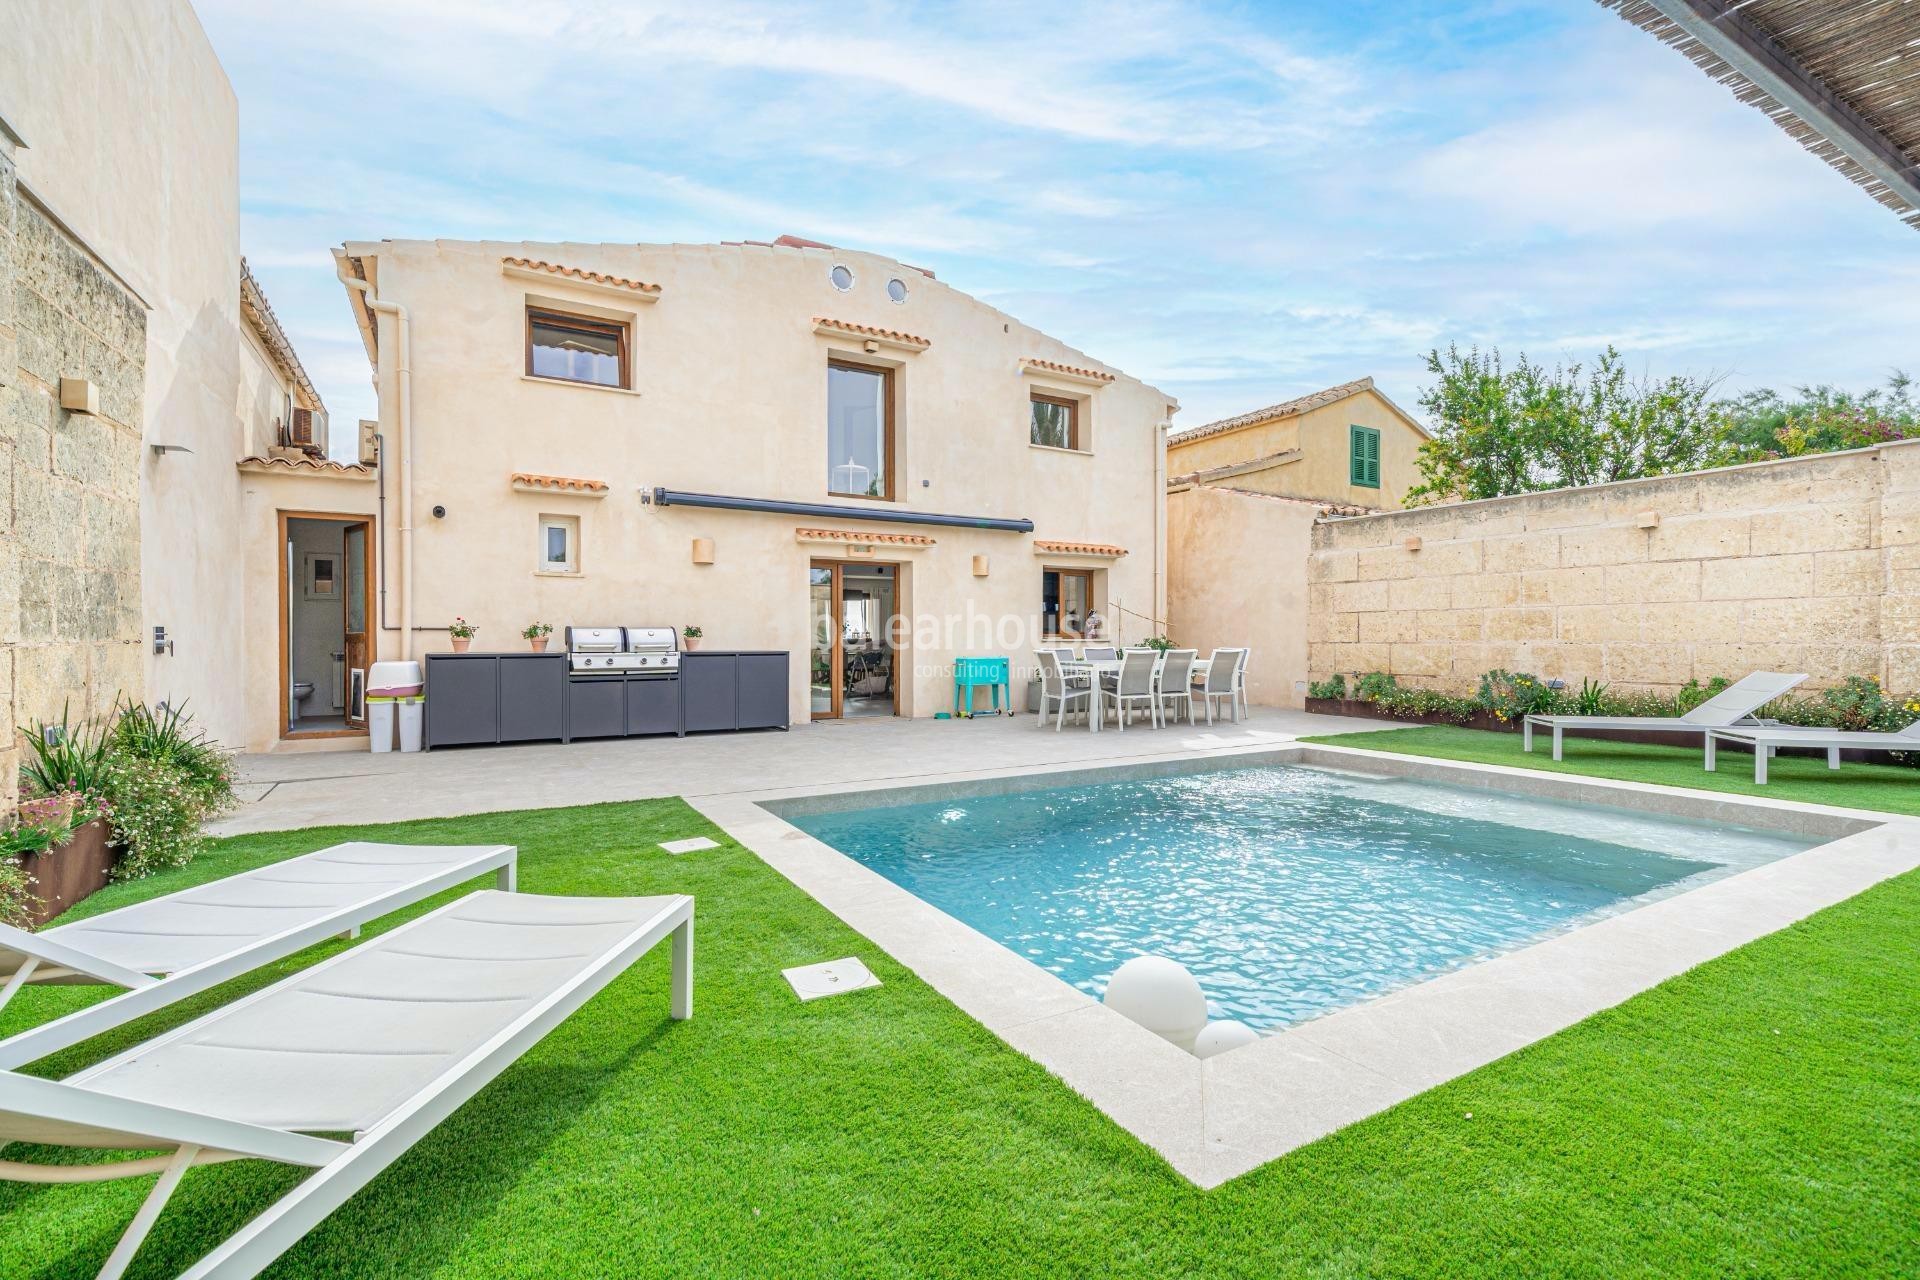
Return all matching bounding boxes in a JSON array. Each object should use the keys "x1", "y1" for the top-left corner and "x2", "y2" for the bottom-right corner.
[
  {"x1": 1522, "y1": 671, "x2": 1808, "y2": 761},
  {"x1": 1705, "y1": 721, "x2": 1920, "y2": 784},
  {"x1": 0, "y1": 842, "x2": 517, "y2": 1070},
  {"x1": 0, "y1": 889, "x2": 693, "y2": 1280}
]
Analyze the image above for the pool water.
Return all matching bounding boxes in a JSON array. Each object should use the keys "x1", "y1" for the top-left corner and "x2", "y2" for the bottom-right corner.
[{"x1": 791, "y1": 765, "x2": 1817, "y2": 1030}]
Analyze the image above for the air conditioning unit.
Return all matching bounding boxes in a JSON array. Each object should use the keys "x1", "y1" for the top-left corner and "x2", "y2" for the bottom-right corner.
[{"x1": 289, "y1": 407, "x2": 324, "y2": 455}]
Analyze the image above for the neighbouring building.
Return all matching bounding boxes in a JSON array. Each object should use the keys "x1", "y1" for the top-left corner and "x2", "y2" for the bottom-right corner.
[
  {"x1": 1165, "y1": 376, "x2": 1427, "y2": 708},
  {"x1": 1165, "y1": 376, "x2": 1429, "y2": 511},
  {"x1": 1, "y1": 0, "x2": 254, "y2": 800},
  {"x1": 328, "y1": 235, "x2": 1176, "y2": 726},
  {"x1": 1306, "y1": 442, "x2": 1920, "y2": 697},
  {"x1": 0, "y1": 0, "x2": 360, "y2": 773}
]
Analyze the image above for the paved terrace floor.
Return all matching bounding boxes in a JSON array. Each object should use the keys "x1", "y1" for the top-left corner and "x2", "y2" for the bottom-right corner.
[{"x1": 216, "y1": 708, "x2": 1395, "y2": 835}]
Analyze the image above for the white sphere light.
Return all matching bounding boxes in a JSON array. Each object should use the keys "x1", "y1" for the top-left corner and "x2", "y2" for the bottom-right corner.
[
  {"x1": 1103, "y1": 956, "x2": 1209, "y2": 1051},
  {"x1": 1192, "y1": 1020, "x2": 1260, "y2": 1060}
]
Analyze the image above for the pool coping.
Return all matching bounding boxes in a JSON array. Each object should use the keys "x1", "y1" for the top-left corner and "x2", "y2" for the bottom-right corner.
[{"x1": 692, "y1": 741, "x2": 1920, "y2": 1189}]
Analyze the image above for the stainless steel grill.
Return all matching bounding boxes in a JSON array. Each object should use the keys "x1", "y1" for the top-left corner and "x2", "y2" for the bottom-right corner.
[{"x1": 565, "y1": 626, "x2": 680, "y2": 673}]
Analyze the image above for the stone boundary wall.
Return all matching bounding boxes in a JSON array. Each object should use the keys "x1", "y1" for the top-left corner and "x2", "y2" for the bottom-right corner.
[
  {"x1": 0, "y1": 150, "x2": 147, "y2": 809},
  {"x1": 1307, "y1": 442, "x2": 1920, "y2": 697}
]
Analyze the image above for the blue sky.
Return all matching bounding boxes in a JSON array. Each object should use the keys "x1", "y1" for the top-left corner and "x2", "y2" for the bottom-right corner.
[{"x1": 198, "y1": 0, "x2": 1919, "y2": 443}]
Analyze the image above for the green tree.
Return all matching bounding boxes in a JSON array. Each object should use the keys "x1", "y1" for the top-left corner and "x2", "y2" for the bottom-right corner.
[
  {"x1": 1712, "y1": 373, "x2": 1918, "y2": 463},
  {"x1": 1406, "y1": 345, "x2": 1725, "y2": 506}
]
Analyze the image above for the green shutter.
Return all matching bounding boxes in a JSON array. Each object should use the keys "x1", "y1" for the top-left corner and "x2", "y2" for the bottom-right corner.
[{"x1": 1350, "y1": 426, "x2": 1381, "y2": 488}]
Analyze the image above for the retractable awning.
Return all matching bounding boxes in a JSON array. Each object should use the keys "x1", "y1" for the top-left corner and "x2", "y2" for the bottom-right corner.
[{"x1": 650, "y1": 487, "x2": 1034, "y2": 533}]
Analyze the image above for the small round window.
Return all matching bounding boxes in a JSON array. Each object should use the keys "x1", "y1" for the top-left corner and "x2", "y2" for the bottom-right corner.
[
  {"x1": 829, "y1": 264, "x2": 855, "y2": 291},
  {"x1": 886, "y1": 277, "x2": 909, "y2": 304}
]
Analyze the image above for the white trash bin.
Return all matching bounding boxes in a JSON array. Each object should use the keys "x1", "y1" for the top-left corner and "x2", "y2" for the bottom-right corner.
[
  {"x1": 397, "y1": 696, "x2": 425, "y2": 753},
  {"x1": 367, "y1": 697, "x2": 397, "y2": 753}
]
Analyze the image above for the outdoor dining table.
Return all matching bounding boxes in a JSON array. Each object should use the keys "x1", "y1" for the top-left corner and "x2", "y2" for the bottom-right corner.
[{"x1": 1057, "y1": 655, "x2": 1212, "y2": 732}]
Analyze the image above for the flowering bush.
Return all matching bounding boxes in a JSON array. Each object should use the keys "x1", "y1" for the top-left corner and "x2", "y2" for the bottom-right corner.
[
  {"x1": 1474, "y1": 670, "x2": 1559, "y2": 723},
  {"x1": 101, "y1": 754, "x2": 209, "y2": 878},
  {"x1": 1354, "y1": 671, "x2": 1400, "y2": 702}
]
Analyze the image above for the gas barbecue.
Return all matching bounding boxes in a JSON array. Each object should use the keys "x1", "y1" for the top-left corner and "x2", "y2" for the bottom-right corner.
[{"x1": 565, "y1": 626, "x2": 680, "y2": 674}]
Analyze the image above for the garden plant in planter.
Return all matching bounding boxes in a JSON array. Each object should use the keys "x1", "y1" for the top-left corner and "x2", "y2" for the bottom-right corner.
[{"x1": 9, "y1": 699, "x2": 238, "y2": 926}]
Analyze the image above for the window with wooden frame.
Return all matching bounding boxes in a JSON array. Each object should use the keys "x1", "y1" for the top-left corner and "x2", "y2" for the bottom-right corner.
[
  {"x1": 527, "y1": 307, "x2": 629, "y2": 389},
  {"x1": 1349, "y1": 424, "x2": 1381, "y2": 488},
  {"x1": 827, "y1": 358, "x2": 895, "y2": 500},
  {"x1": 1030, "y1": 392, "x2": 1081, "y2": 450},
  {"x1": 1042, "y1": 567, "x2": 1096, "y2": 637}
]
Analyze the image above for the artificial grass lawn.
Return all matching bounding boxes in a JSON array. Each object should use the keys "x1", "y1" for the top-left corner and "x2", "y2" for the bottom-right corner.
[
  {"x1": 1300, "y1": 724, "x2": 1920, "y2": 816},
  {"x1": 2, "y1": 798, "x2": 1916, "y2": 1278}
]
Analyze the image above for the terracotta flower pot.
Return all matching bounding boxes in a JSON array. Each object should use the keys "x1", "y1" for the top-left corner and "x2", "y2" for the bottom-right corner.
[
  {"x1": 529, "y1": 636, "x2": 549, "y2": 652},
  {"x1": 451, "y1": 636, "x2": 472, "y2": 653},
  {"x1": 682, "y1": 636, "x2": 701, "y2": 651},
  {"x1": 16, "y1": 818, "x2": 121, "y2": 927}
]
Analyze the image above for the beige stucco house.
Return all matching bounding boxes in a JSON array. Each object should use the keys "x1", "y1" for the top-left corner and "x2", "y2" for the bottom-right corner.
[
  {"x1": 1165, "y1": 377, "x2": 1429, "y2": 711},
  {"x1": 1166, "y1": 376, "x2": 1429, "y2": 511},
  {"x1": 328, "y1": 235, "x2": 1176, "y2": 728}
]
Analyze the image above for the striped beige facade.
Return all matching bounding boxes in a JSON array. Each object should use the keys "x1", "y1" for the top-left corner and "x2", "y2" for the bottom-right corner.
[{"x1": 1307, "y1": 441, "x2": 1920, "y2": 696}]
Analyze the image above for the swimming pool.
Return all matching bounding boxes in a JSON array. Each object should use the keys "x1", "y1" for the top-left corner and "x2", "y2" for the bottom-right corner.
[{"x1": 791, "y1": 764, "x2": 1818, "y2": 1030}]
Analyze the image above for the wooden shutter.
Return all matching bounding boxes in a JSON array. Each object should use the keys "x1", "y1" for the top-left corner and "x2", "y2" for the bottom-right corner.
[{"x1": 1350, "y1": 425, "x2": 1381, "y2": 488}]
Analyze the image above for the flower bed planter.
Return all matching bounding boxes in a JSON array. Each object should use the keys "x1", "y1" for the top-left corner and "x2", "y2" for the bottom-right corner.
[
  {"x1": 1307, "y1": 698, "x2": 1509, "y2": 733},
  {"x1": 1304, "y1": 698, "x2": 1895, "y2": 764},
  {"x1": 14, "y1": 818, "x2": 121, "y2": 927}
]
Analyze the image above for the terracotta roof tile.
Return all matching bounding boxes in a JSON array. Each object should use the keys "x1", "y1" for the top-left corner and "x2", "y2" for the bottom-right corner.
[
  {"x1": 511, "y1": 472, "x2": 611, "y2": 493},
  {"x1": 1020, "y1": 357, "x2": 1115, "y2": 384},
  {"x1": 239, "y1": 259, "x2": 326, "y2": 413},
  {"x1": 237, "y1": 455, "x2": 371, "y2": 478},
  {"x1": 1033, "y1": 539, "x2": 1129, "y2": 557},
  {"x1": 811, "y1": 316, "x2": 932, "y2": 348},
  {"x1": 1167, "y1": 377, "x2": 1378, "y2": 446},
  {"x1": 501, "y1": 257, "x2": 662, "y2": 294},
  {"x1": 795, "y1": 526, "x2": 937, "y2": 546}
]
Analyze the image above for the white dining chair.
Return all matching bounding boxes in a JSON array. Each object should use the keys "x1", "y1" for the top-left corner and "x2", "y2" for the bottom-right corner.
[
  {"x1": 1155, "y1": 649, "x2": 1197, "y2": 726},
  {"x1": 1195, "y1": 648, "x2": 1246, "y2": 724},
  {"x1": 1101, "y1": 649, "x2": 1160, "y2": 729},
  {"x1": 1033, "y1": 650, "x2": 1093, "y2": 731}
]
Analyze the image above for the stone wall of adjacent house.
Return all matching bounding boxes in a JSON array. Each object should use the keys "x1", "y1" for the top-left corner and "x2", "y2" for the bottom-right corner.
[
  {"x1": 0, "y1": 149, "x2": 147, "y2": 809},
  {"x1": 1306, "y1": 442, "x2": 1920, "y2": 697}
]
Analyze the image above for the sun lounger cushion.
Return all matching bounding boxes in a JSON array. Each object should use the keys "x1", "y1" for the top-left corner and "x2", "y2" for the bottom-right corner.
[{"x1": 61, "y1": 892, "x2": 687, "y2": 1137}]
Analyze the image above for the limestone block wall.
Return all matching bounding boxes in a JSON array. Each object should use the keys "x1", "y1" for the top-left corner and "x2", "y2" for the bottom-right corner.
[
  {"x1": 1307, "y1": 443, "x2": 1920, "y2": 696},
  {"x1": 0, "y1": 150, "x2": 147, "y2": 807}
]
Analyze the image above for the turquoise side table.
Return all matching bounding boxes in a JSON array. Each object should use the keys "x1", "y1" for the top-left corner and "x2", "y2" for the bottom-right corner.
[{"x1": 952, "y1": 656, "x2": 1011, "y2": 718}]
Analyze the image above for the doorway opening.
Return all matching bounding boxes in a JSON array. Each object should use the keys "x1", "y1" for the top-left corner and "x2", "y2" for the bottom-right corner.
[
  {"x1": 810, "y1": 560, "x2": 900, "y2": 720},
  {"x1": 280, "y1": 513, "x2": 374, "y2": 738}
]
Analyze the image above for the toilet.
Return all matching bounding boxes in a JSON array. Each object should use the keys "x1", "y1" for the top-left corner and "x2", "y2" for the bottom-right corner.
[{"x1": 290, "y1": 680, "x2": 315, "y2": 722}]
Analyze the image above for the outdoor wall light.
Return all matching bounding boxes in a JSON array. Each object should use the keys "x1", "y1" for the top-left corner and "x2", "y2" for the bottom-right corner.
[
  {"x1": 149, "y1": 443, "x2": 194, "y2": 458},
  {"x1": 972, "y1": 554, "x2": 989, "y2": 577},
  {"x1": 59, "y1": 377, "x2": 99, "y2": 415},
  {"x1": 691, "y1": 537, "x2": 715, "y2": 565},
  {"x1": 432, "y1": 504, "x2": 448, "y2": 519},
  {"x1": 1636, "y1": 510, "x2": 1660, "y2": 528},
  {"x1": 1403, "y1": 536, "x2": 1422, "y2": 552}
]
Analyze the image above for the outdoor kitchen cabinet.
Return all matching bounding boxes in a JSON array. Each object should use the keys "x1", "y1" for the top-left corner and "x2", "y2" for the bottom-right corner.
[
  {"x1": 424, "y1": 655, "x2": 501, "y2": 747},
  {"x1": 625, "y1": 677, "x2": 681, "y2": 737},
  {"x1": 566, "y1": 677, "x2": 626, "y2": 740},
  {"x1": 425, "y1": 650, "x2": 788, "y2": 749},
  {"x1": 680, "y1": 654, "x2": 737, "y2": 733},
  {"x1": 499, "y1": 655, "x2": 566, "y2": 742},
  {"x1": 683, "y1": 651, "x2": 789, "y2": 732},
  {"x1": 426, "y1": 653, "x2": 568, "y2": 747},
  {"x1": 736, "y1": 653, "x2": 790, "y2": 730}
]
